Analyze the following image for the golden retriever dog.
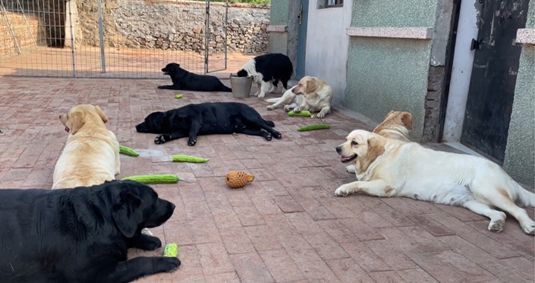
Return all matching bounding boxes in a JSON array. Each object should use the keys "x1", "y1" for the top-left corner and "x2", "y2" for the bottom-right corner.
[
  {"x1": 265, "y1": 76, "x2": 333, "y2": 118},
  {"x1": 52, "y1": 104, "x2": 120, "y2": 189},
  {"x1": 347, "y1": 111, "x2": 413, "y2": 174},
  {"x1": 373, "y1": 110, "x2": 412, "y2": 141},
  {"x1": 335, "y1": 129, "x2": 535, "y2": 234}
]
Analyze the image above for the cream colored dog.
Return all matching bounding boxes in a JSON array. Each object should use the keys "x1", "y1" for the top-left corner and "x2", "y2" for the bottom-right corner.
[
  {"x1": 335, "y1": 129, "x2": 535, "y2": 234},
  {"x1": 266, "y1": 76, "x2": 333, "y2": 118},
  {"x1": 347, "y1": 111, "x2": 413, "y2": 174},
  {"x1": 52, "y1": 104, "x2": 120, "y2": 189},
  {"x1": 373, "y1": 110, "x2": 412, "y2": 141}
]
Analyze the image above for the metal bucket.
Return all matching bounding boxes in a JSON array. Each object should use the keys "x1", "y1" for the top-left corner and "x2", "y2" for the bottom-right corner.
[{"x1": 230, "y1": 75, "x2": 252, "y2": 98}]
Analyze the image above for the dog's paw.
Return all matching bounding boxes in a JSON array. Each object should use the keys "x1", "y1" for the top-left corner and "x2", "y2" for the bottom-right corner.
[
  {"x1": 283, "y1": 105, "x2": 293, "y2": 112},
  {"x1": 488, "y1": 218, "x2": 505, "y2": 232},
  {"x1": 315, "y1": 113, "x2": 326, "y2": 119},
  {"x1": 154, "y1": 135, "x2": 169, "y2": 144},
  {"x1": 155, "y1": 257, "x2": 181, "y2": 273},
  {"x1": 141, "y1": 228, "x2": 153, "y2": 236},
  {"x1": 267, "y1": 105, "x2": 275, "y2": 111},
  {"x1": 142, "y1": 236, "x2": 162, "y2": 251},
  {"x1": 272, "y1": 131, "x2": 282, "y2": 139},
  {"x1": 187, "y1": 138, "x2": 197, "y2": 146},
  {"x1": 264, "y1": 132, "x2": 273, "y2": 141},
  {"x1": 335, "y1": 185, "x2": 351, "y2": 197},
  {"x1": 258, "y1": 93, "x2": 266, "y2": 98},
  {"x1": 345, "y1": 165, "x2": 356, "y2": 174},
  {"x1": 521, "y1": 221, "x2": 535, "y2": 235}
]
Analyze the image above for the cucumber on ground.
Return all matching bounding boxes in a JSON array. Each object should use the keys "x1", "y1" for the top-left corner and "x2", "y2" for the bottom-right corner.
[
  {"x1": 175, "y1": 94, "x2": 183, "y2": 99},
  {"x1": 298, "y1": 124, "x2": 331, "y2": 132},
  {"x1": 122, "y1": 174, "x2": 179, "y2": 184},
  {"x1": 119, "y1": 145, "x2": 139, "y2": 157},
  {"x1": 163, "y1": 243, "x2": 179, "y2": 257},
  {"x1": 171, "y1": 154, "x2": 208, "y2": 163},
  {"x1": 288, "y1": 110, "x2": 312, "y2": 117}
]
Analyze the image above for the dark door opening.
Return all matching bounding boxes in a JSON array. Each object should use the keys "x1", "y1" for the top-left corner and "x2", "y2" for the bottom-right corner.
[{"x1": 461, "y1": 0, "x2": 529, "y2": 163}]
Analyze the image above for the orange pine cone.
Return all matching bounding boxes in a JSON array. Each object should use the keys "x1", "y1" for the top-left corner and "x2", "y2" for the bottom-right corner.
[{"x1": 225, "y1": 170, "x2": 255, "y2": 189}]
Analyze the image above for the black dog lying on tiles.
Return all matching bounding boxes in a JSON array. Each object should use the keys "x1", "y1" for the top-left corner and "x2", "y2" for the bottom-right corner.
[
  {"x1": 136, "y1": 102, "x2": 282, "y2": 146},
  {"x1": 0, "y1": 181, "x2": 179, "y2": 283},
  {"x1": 158, "y1": 63, "x2": 232, "y2": 92}
]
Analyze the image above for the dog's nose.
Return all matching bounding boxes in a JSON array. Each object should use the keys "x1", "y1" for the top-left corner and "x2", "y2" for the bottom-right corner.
[{"x1": 336, "y1": 146, "x2": 342, "y2": 154}]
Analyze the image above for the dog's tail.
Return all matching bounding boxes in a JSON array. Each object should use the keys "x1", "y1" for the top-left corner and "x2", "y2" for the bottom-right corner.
[
  {"x1": 221, "y1": 85, "x2": 232, "y2": 92},
  {"x1": 512, "y1": 179, "x2": 535, "y2": 207}
]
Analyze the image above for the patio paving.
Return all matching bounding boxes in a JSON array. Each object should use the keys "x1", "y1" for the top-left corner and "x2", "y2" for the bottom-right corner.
[{"x1": 0, "y1": 76, "x2": 533, "y2": 283}]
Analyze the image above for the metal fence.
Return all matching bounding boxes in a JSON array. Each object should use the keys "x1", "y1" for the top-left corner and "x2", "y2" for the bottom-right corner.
[{"x1": 0, "y1": 0, "x2": 229, "y2": 78}]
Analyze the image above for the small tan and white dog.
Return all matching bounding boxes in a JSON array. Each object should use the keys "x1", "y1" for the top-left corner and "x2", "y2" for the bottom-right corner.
[
  {"x1": 373, "y1": 110, "x2": 412, "y2": 141},
  {"x1": 53, "y1": 104, "x2": 120, "y2": 189},
  {"x1": 335, "y1": 129, "x2": 535, "y2": 234},
  {"x1": 266, "y1": 76, "x2": 333, "y2": 118},
  {"x1": 346, "y1": 110, "x2": 413, "y2": 174}
]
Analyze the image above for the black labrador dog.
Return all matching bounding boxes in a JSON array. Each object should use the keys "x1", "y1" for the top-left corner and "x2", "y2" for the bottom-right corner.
[
  {"x1": 136, "y1": 102, "x2": 282, "y2": 146},
  {"x1": 0, "y1": 181, "x2": 179, "y2": 283},
  {"x1": 158, "y1": 63, "x2": 232, "y2": 92}
]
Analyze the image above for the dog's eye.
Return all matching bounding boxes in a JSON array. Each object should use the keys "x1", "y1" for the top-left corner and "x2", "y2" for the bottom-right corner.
[{"x1": 351, "y1": 140, "x2": 358, "y2": 146}]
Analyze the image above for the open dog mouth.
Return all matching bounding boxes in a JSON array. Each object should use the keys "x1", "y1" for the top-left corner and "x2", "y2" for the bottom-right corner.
[{"x1": 340, "y1": 154, "x2": 357, "y2": 163}]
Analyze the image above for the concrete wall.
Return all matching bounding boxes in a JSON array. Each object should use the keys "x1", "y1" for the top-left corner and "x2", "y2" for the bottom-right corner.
[
  {"x1": 267, "y1": 0, "x2": 288, "y2": 54},
  {"x1": 304, "y1": 0, "x2": 353, "y2": 105},
  {"x1": 268, "y1": 0, "x2": 299, "y2": 74},
  {"x1": 345, "y1": 0, "x2": 438, "y2": 140},
  {"x1": 503, "y1": 1, "x2": 535, "y2": 189},
  {"x1": 0, "y1": 12, "x2": 40, "y2": 57}
]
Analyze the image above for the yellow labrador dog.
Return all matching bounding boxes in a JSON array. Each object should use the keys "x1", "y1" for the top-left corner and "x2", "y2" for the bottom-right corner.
[
  {"x1": 335, "y1": 129, "x2": 535, "y2": 234},
  {"x1": 373, "y1": 110, "x2": 412, "y2": 141},
  {"x1": 266, "y1": 76, "x2": 333, "y2": 118},
  {"x1": 347, "y1": 111, "x2": 413, "y2": 174},
  {"x1": 53, "y1": 104, "x2": 120, "y2": 189}
]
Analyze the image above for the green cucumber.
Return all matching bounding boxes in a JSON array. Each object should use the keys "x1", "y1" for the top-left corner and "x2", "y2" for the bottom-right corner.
[
  {"x1": 163, "y1": 243, "x2": 179, "y2": 257},
  {"x1": 171, "y1": 154, "x2": 208, "y2": 163},
  {"x1": 298, "y1": 124, "x2": 331, "y2": 132},
  {"x1": 288, "y1": 110, "x2": 312, "y2": 117},
  {"x1": 119, "y1": 145, "x2": 139, "y2": 157},
  {"x1": 122, "y1": 174, "x2": 179, "y2": 184}
]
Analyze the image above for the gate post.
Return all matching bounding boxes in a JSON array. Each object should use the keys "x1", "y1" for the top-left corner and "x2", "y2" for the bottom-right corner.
[
  {"x1": 204, "y1": 0, "x2": 210, "y2": 74},
  {"x1": 97, "y1": 0, "x2": 106, "y2": 73}
]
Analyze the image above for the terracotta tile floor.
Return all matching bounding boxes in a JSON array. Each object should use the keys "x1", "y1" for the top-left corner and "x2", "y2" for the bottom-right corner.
[{"x1": 0, "y1": 77, "x2": 533, "y2": 282}]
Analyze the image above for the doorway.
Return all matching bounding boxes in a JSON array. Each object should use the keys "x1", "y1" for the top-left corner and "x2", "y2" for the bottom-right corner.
[{"x1": 444, "y1": 0, "x2": 529, "y2": 163}]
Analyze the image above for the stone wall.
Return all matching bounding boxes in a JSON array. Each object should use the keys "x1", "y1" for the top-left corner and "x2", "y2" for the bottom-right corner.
[
  {"x1": 77, "y1": 0, "x2": 270, "y2": 54},
  {"x1": 0, "y1": 12, "x2": 40, "y2": 56}
]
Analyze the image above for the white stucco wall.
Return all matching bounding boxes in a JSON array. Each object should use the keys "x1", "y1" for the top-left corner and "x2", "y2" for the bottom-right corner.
[{"x1": 304, "y1": 0, "x2": 353, "y2": 105}]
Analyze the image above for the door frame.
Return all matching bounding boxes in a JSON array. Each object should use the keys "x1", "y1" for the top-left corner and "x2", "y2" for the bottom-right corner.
[
  {"x1": 442, "y1": 0, "x2": 479, "y2": 142},
  {"x1": 295, "y1": 0, "x2": 309, "y2": 79}
]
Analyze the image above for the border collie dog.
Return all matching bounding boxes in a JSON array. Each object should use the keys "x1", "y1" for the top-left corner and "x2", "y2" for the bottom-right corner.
[{"x1": 237, "y1": 53, "x2": 293, "y2": 98}]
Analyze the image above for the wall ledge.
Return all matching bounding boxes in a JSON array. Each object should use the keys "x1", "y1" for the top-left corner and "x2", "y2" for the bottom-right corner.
[
  {"x1": 267, "y1": 25, "x2": 287, "y2": 33},
  {"x1": 516, "y1": 28, "x2": 535, "y2": 45},
  {"x1": 347, "y1": 27, "x2": 433, "y2": 40}
]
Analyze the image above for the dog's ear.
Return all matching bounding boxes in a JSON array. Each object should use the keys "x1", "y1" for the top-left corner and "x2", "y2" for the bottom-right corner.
[
  {"x1": 400, "y1": 112, "x2": 413, "y2": 130},
  {"x1": 66, "y1": 110, "x2": 86, "y2": 135},
  {"x1": 112, "y1": 190, "x2": 143, "y2": 238},
  {"x1": 357, "y1": 136, "x2": 385, "y2": 172},
  {"x1": 305, "y1": 78, "x2": 318, "y2": 93},
  {"x1": 237, "y1": 69, "x2": 248, "y2": 77},
  {"x1": 94, "y1": 105, "x2": 108, "y2": 123}
]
